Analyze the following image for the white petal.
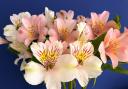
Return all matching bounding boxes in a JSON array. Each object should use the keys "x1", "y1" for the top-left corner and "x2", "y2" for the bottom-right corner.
[
  {"x1": 45, "y1": 7, "x2": 55, "y2": 21},
  {"x1": 24, "y1": 61, "x2": 45, "y2": 85},
  {"x1": 75, "y1": 66, "x2": 89, "y2": 87},
  {"x1": 55, "y1": 54, "x2": 78, "y2": 82},
  {"x1": 98, "y1": 42, "x2": 107, "y2": 63},
  {"x1": 77, "y1": 22, "x2": 86, "y2": 35},
  {"x1": 30, "y1": 42, "x2": 43, "y2": 61},
  {"x1": 19, "y1": 12, "x2": 31, "y2": 18},
  {"x1": 45, "y1": 71, "x2": 61, "y2": 89},
  {"x1": 4, "y1": 25, "x2": 16, "y2": 36},
  {"x1": 81, "y1": 42, "x2": 94, "y2": 55},
  {"x1": 10, "y1": 14, "x2": 19, "y2": 26},
  {"x1": 83, "y1": 56, "x2": 102, "y2": 78}
]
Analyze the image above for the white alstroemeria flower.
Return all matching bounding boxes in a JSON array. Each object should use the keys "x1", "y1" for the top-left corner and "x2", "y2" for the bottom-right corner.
[
  {"x1": 4, "y1": 25, "x2": 17, "y2": 42},
  {"x1": 10, "y1": 12, "x2": 31, "y2": 27},
  {"x1": 10, "y1": 41, "x2": 32, "y2": 63},
  {"x1": 45, "y1": 7, "x2": 55, "y2": 21},
  {"x1": 24, "y1": 41, "x2": 77, "y2": 89},
  {"x1": 70, "y1": 41, "x2": 102, "y2": 87}
]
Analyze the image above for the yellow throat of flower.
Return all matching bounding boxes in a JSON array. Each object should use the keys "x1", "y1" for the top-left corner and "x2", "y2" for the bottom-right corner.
[
  {"x1": 39, "y1": 49, "x2": 59, "y2": 69},
  {"x1": 74, "y1": 50, "x2": 90, "y2": 65}
]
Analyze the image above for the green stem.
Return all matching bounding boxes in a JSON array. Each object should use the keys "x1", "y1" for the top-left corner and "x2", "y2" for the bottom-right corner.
[
  {"x1": 102, "y1": 64, "x2": 128, "y2": 75},
  {"x1": 68, "y1": 81, "x2": 73, "y2": 89},
  {"x1": 73, "y1": 80, "x2": 76, "y2": 89},
  {"x1": 62, "y1": 82, "x2": 66, "y2": 89},
  {"x1": 81, "y1": 86, "x2": 86, "y2": 89}
]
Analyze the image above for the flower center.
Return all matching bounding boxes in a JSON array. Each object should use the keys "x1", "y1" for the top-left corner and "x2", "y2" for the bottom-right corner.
[
  {"x1": 74, "y1": 51, "x2": 90, "y2": 65},
  {"x1": 39, "y1": 49, "x2": 59, "y2": 70},
  {"x1": 59, "y1": 28, "x2": 69, "y2": 40},
  {"x1": 106, "y1": 40, "x2": 120, "y2": 54},
  {"x1": 93, "y1": 21, "x2": 105, "y2": 36}
]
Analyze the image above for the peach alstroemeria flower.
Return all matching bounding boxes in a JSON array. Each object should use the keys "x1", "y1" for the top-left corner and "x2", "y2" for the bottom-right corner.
[
  {"x1": 24, "y1": 41, "x2": 77, "y2": 89},
  {"x1": 89, "y1": 11, "x2": 117, "y2": 37},
  {"x1": 17, "y1": 14, "x2": 46, "y2": 46},
  {"x1": 99, "y1": 28, "x2": 128, "y2": 68},
  {"x1": 70, "y1": 41, "x2": 102, "y2": 87}
]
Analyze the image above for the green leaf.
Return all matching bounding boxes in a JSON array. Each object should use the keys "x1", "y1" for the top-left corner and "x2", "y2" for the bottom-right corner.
[
  {"x1": 8, "y1": 47, "x2": 20, "y2": 54},
  {"x1": 81, "y1": 86, "x2": 86, "y2": 89},
  {"x1": 31, "y1": 56, "x2": 41, "y2": 64},
  {"x1": 113, "y1": 16, "x2": 121, "y2": 29},
  {"x1": 102, "y1": 64, "x2": 128, "y2": 75},
  {"x1": 91, "y1": 32, "x2": 106, "y2": 57}
]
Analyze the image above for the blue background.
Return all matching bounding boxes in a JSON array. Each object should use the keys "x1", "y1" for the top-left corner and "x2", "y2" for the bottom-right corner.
[{"x1": 0, "y1": 0, "x2": 128, "y2": 89}]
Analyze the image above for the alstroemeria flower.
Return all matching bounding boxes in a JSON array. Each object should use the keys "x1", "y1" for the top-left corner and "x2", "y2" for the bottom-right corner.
[
  {"x1": 4, "y1": 25, "x2": 17, "y2": 42},
  {"x1": 24, "y1": 41, "x2": 77, "y2": 89},
  {"x1": 3, "y1": 24, "x2": 32, "y2": 67},
  {"x1": 77, "y1": 22, "x2": 94, "y2": 42},
  {"x1": 56, "y1": 10, "x2": 78, "y2": 42},
  {"x1": 38, "y1": 28, "x2": 58, "y2": 42},
  {"x1": 70, "y1": 41, "x2": 102, "y2": 87},
  {"x1": 89, "y1": 11, "x2": 117, "y2": 37},
  {"x1": 10, "y1": 12, "x2": 31, "y2": 27},
  {"x1": 99, "y1": 28, "x2": 128, "y2": 68},
  {"x1": 17, "y1": 14, "x2": 46, "y2": 46}
]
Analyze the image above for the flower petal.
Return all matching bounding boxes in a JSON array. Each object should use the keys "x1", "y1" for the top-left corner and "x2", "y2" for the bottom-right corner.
[
  {"x1": 83, "y1": 56, "x2": 102, "y2": 78},
  {"x1": 75, "y1": 66, "x2": 89, "y2": 87},
  {"x1": 106, "y1": 53, "x2": 119, "y2": 68},
  {"x1": 99, "y1": 11, "x2": 109, "y2": 24},
  {"x1": 91, "y1": 12, "x2": 99, "y2": 24},
  {"x1": 0, "y1": 37, "x2": 8, "y2": 44},
  {"x1": 24, "y1": 61, "x2": 45, "y2": 85},
  {"x1": 98, "y1": 42, "x2": 107, "y2": 63},
  {"x1": 55, "y1": 54, "x2": 78, "y2": 82},
  {"x1": 45, "y1": 71, "x2": 61, "y2": 89}
]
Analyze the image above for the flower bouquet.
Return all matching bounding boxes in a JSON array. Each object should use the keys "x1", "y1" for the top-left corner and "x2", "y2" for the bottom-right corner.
[{"x1": 0, "y1": 7, "x2": 128, "y2": 89}]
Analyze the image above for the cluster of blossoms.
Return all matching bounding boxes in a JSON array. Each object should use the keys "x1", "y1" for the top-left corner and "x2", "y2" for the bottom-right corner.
[{"x1": 0, "y1": 7, "x2": 128, "y2": 89}]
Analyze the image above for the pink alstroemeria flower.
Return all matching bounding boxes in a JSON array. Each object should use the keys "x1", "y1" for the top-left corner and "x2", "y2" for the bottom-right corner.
[
  {"x1": 56, "y1": 10, "x2": 78, "y2": 43},
  {"x1": 38, "y1": 28, "x2": 59, "y2": 42},
  {"x1": 89, "y1": 11, "x2": 117, "y2": 37},
  {"x1": 99, "y1": 28, "x2": 128, "y2": 68},
  {"x1": 17, "y1": 14, "x2": 46, "y2": 46}
]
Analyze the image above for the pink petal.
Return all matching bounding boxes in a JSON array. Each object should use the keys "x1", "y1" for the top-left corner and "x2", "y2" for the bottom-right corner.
[
  {"x1": 17, "y1": 27, "x2": 28, "y2": 42},
  {"x1": 104, "y1": 28, "x2": 120, "y2": 47},
  {"x1": 91, "y1": 12, "x2": 99, "y2": 24},
  {"x1": 67, "y1": 10, "x2": 74, "y2": 19},
  {"x1": 84, "y1": 24, "x2": 94, "y2": 40},
  {"x1": 22, "y1": 17, "x2": 32, "y2": 30},
  {"x1": 56, "y1": 18, "x2": 65, "y2": 33},
  {"x1": 99, "y1": 11, "x2": 109, "y2": 24},
  {"x1": 107, "y1": 53, "x2": 119, "y2": 68},
  {"x1": 105, "y1": 20, "x2": 118, "y2": 29},
  {"x1": 98, "y1": 42, "x2": 107, "y2": 63}
]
